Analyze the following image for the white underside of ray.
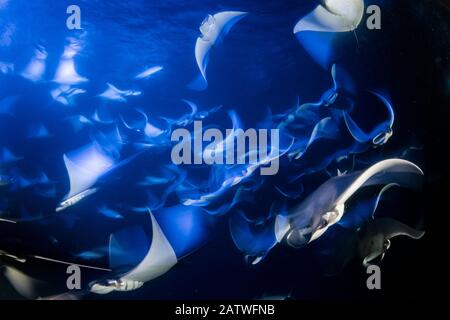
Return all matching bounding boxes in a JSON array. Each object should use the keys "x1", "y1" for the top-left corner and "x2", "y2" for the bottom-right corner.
[
  {"x1": 63, "y1": 144, "x2": 115, "y2": 199},
  {"x1": 121, "y1": 211, "x2": 177, "y2": 283},
  {"x1": 144, "y1": 122, "x2": 164, "y2": 138},
  {"x1": 293, "y1": 0, "x2": 364, "y2": 34},
  {"x1": 53, "y1": 40, "x2": 88, "y2": 85},
  {"x1": 98, "y1": 83, "x2": 141, "y2": 102},
  {"x1": 21, "y1": 48, "x2": 47, "y2": 82},
  {"x1": 195, "y1": 11, "x2": 247, "y2": 82},
  {"x1": 51, "y1": 86, "x2": 86, "y2": 106},
  {"x1": 53, "y1": 55, "x2": 87, "y2": 85},
  {"x1": 195, "y1": 38, "x2": 214, "y2": 82}
]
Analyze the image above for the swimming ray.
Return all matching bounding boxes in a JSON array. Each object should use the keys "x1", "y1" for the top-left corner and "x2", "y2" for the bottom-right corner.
[
  {"x1": 135, "y1": 66, "x2": 163, "y2": 80},
  {"x1": 358, "y1": 218, "x2": 425, "y2": 267},
  {"x1": 75, "y1": 250, "x2": 104, "y2": 261},
  {"x1": 120, "y1": 108, "x2": 148, "y2": 132},
  {"x1": 65, "y1": 115, "x2": 93, "y2": 133},
  {"x1": 144, "y1": 122, "x2": 164, "y2": 139},
  {"x1": 92, "y1": 107, "x2": 115, "y2": 124},
  {"x1": 293, "y1": 0, "x2": 365, "y2": 34},
  {"x1": 289, "y1": 116, "x2": 340, "y2": 160},
  {"x1": 21, "y1": 46, "x2": 48, "y2": 82},
  {"x1": 98, "y1": 83, "x2": 141, "y2": 102},
  {"x1": 53, "y1": 39, "x2": 88, "y2": 85},
  {"x1": 161, "y1": 99, "x2": 198, "y2": 127},
  {"x1": 343, "y1": 91, "x2": 395, "y2": 145},
  {"x1": 50, "y1": 86, "x2": 86, "y2": 106},
  {"x1": 91, "y1": 211, "x2": 177, "y2": 294},
  {"x1": 183, "y1": 141, "x2": 291, "y2": 208},
  {"x1": 275, "y1": 159, "x2": 423, "y2": 248},
  {"x1": 62, "y1": 143, "x2": 116, "y2": 200},
  {"x1": 98, "y1": 204, "x2": 123, "y2": 219},
  {"x1": 194, "y1": 11, "x2": 247, "y2": 88}
]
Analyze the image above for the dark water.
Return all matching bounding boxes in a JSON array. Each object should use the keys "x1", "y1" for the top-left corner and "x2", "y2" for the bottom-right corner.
[{"x1": 0, "y1": 0, "x2": 448, "y2": 299}]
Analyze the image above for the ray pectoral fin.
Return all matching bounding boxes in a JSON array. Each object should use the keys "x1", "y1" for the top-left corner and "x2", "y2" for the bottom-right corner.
[
  {"x1": 274, "y1": 214, "x2": 291, "y2": 243},
  {"x1": 336, "y1": 159, "x2": 424, "y2": 207},
  {"x1": 343, "y1": 110, "x2": 373, "y2": 143},
  {"x1": 91, "y1": 213, "x2": 178, "y2": 294},
  {"x1": 3, "y1": 267, "x2": 47, "y2": 299},
  {"x1": 363, "y1": 252, "x2": 385, "y2": 267},
  {"x1": 293, "y1": 0, "x2": 364, "y2": 34},
  {"x1": 338, "y1": 183, "x2": 399, "y2": 229},
  {"x1": 359, "y1": 218, "x2": 424, "y2": 267},
  {"x1": 195, "y1": 37, "x2": 212, "y2": 82},
  {"x1": 383, "y1": 218, "x2": 425, "y2": 240},
  {"x1": 213, "y1": 11, "x2": 248, "y2": 31},
  {"x1": 294, "y1": 5, "x2": 355, "y2": 34},
  {"x1": 331, "y1": 64, "x2": 357, "y2": 95},
  {"x1": 120, "y1": 211, "x2": 178, "y2": 284}
]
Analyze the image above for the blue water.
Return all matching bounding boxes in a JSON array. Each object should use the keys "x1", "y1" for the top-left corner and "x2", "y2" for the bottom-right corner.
[{"x1": 0, "y1": 0, "x2": 441, "y2": 299}]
